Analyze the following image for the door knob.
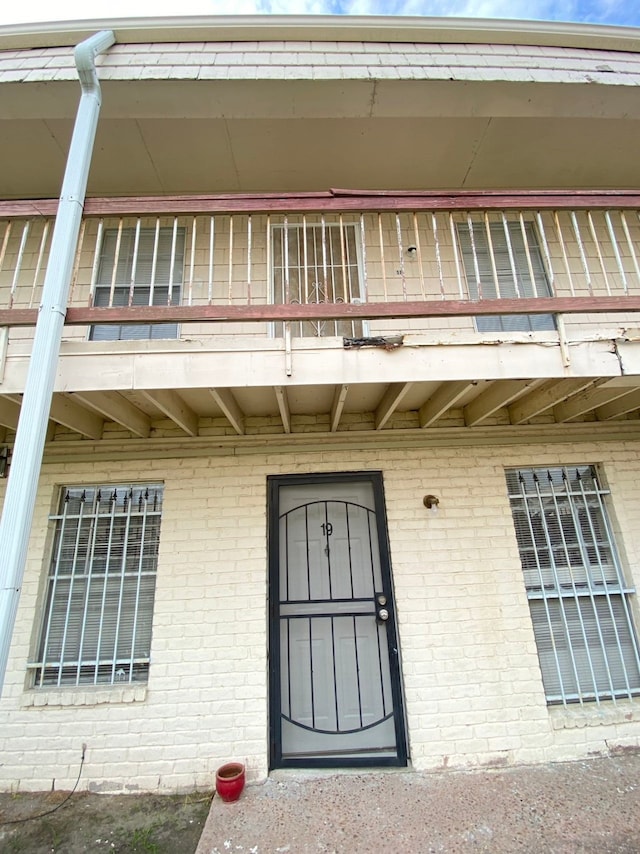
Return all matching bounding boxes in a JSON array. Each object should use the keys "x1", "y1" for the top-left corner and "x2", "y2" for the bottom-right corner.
[{"x1": 377, "y1": 607, "x2": 389, "y2": 622}]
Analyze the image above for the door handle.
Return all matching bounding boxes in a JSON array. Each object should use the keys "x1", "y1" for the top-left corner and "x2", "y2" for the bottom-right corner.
[{"x1": 377, "y1": 607, "x2": 389, "y2": 622}]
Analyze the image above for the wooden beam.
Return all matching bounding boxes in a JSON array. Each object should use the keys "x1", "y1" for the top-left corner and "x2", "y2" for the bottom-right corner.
[
  {"x1": 274, "y1": 386, "x2": 291, "y2": 434},
  {"x1": 0, "y1": 397, "x2": 20, "y2": 430},
  {"x1": 141, "y1": 389, "x2": 199, "y2": 436},
  {"x1": 419, "y1": 381, "x2": 472, "y2": 428},
  {"x1": 553, "y1": 386, "x2": 630, "y2": 422},
  {"x1": 464, "y1": 380, "x2": 541, "y2": 427},
  {"x1": 3, "y1": 190, "x2": 640, "y2": 218},
  {"x1": 72, "y1": 391, "x2": 151, "y2": 438},
  {"x1": 49, "y1": 394, "x2": 104, "y2": 439},
  {"x1": 508, "y1": 378, "x2": 597, "y2": 424},
  {"x1": 330, "y1": 385, "x2": 349, "y2": 433},
  {"x1": 375, "y1": 382, "x2": 413, "y2": 430},
  {"x1": 209, "y1": 388, "x2": 245, "y2": 436},
  {"x1": 1, "y1": 296, "x2": 640, "y2": 328},
  {"x1": 596, "y1": 389, "x2": 640, "y2": 421}
]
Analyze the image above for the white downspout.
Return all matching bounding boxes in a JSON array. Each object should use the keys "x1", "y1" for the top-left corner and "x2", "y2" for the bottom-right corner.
[{"x1": 0, "y1": 30, "x2": 116, "y2": 697}]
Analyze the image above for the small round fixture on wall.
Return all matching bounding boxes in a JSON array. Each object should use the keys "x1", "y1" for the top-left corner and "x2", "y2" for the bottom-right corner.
[
  {"x1": 423, "y1": 494, "x2": 440, "y2": 513},
  {"x1": 407, "y1": 245, "x2": 418, "y2": 258}
]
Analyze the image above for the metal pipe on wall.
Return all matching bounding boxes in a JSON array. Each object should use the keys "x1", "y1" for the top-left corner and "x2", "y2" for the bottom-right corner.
[{"x1": 0, "y1": 30, "x2": 116, "y2": 697}]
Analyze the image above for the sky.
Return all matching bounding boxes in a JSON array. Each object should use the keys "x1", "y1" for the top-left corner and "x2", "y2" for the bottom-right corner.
[{"x1": 1, "y1": 0, "x2": 639, "y2": 29}]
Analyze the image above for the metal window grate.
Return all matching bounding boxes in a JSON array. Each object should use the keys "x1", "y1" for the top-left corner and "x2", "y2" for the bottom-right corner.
[
  {"x1": 506, "y1": 465, "x2": 640, "y2": 705},
  {"x1": 457, "y1": 218, "x2": 556, "y2": 333},
  {"x1": 29, "y1": 484, "x2": 163, "y2": 687},
  {"x1": 271, "y1": 221, "x2": 364, "y2": 338},
  {"x1": 90, "y1": 224, "x2": 184, "y2": 341}
]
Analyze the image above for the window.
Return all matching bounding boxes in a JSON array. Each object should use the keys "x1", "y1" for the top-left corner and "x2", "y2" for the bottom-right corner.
[
  {"x1": 457, "y1": 220, "x2": 555, "y2": 333},
  {"x1": 90, "y1": 227, "x2": 185, "y2": 341},
  {"x1": 30, "y1": 484, "x2": 163, "y2": 687},
  {"x1": 271, "y1": 222, "x2": 364, "y2": 337},
  {"x1": 506, "y1": 466, "x2": 640, "y2": 704}
]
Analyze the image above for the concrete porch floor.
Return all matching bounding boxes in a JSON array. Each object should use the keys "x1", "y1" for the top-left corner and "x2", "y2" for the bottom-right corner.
[{"x1": 196, "y1": 752, "x2": 640, "y2": 854}]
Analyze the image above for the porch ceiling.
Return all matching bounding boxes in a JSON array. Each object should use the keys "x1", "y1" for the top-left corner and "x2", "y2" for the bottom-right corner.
[
  {"x1": 1, "y1": 77, "x2": 640, "y2": 198},
  {"x1": 2, "y1": 372, "x2": 640, "y2": 448}
]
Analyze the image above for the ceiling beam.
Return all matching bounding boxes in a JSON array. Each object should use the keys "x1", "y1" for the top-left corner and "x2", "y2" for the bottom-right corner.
[
  {"x1": 553, "y1": 385, "x2": 630, "y2": 422},
  {"x1": 330, "y1": 385, "x2": 349, "y2": 433},
  {"x1": 0, "y1": 397, "x2": 20, "y2": 431},
  {"x1": 508, "y1": 378, "x2": 597, "y2": 424},
  {"x1": 274, "y1": 386, "x2": 291, "y2": 434},
  {"x1": 209, "y1": 387, "x2": 245, "y2": 436},
  {"x1": 49, "y1": 394, "x2": 104, "y2": 440},
  {"x1": 464, "y1": 380, "x2": 541, "y2": 427},
  {"x1": 375, "y1": 382, "x2": 413, "y2": 430},
  {"x1": 419, "y1": 381, "x2": 473, "y2": 428},
  {"x1": 596, "y1": 389, "x2": 640, "y2": 421},
  {"x1": 142, "y1": 389, "x2": 199, "y2": 436},
  {"x1": 72, "y1": 391, "x2": 151, "y2": 438}
]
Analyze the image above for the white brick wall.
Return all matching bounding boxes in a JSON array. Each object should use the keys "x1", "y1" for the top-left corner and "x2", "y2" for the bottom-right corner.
[
  {"x1": 1, "y1": 437, "x2": 640, "y2": 791},
  {"x1": 1, "y1": 41, "x2": 640, "y2": 86}
]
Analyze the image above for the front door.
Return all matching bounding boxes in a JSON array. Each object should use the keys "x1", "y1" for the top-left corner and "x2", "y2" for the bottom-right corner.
[{"x1": 268, "y1": 472, "x2": 407, "y2": 768}]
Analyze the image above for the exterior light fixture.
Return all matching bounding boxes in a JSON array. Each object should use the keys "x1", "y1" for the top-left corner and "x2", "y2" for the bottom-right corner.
[
  {"x1": 423, "y1": 494, "x2": 440, "y2": 513},
  {"x1": 0, "y1": 447, "x2": 10, "y2": 478},
  {"x1": 407, "y1": 245, "x2": 418, "y2": 258}
]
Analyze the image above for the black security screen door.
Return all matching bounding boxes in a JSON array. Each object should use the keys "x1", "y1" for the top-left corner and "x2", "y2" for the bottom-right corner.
[{"x1": 268, "y1": 472, "x2": 407, "y2": 768}]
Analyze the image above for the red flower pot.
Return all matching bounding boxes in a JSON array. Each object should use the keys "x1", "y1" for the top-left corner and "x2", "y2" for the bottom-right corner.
[{"x1": 215, "y1": 762, "x2": 245, "y2": 802}]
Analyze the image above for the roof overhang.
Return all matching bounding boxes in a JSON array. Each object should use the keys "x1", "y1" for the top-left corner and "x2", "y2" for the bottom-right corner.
[{"x1": 0, "y1": 14, "x2": 639, "y2": 53}]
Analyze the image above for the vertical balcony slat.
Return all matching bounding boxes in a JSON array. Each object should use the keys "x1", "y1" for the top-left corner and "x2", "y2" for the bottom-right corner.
[
  {"x1": 247, "y1": 215, "x2": 252, "y2": 305},
  {"x1": 187, "y1": 216, "x2": 196, "y2": 307},
  {"x1": 0, "y1": 222, "x2": 12, "y2": 307},
  {"x1": 378, "y1": 213, "x2": 387, "y2": 302},
  {"x1": 395, "y1": 213, "x2": 407, "y2": 301},
  {"x1": 501, "y1": 211, "x2": 521, "y2": 299},
  {"x1": 570, "y1": 211, "x2": 593, "y2": 296},
  {"x1": 228, "y1": 215, "x2": 234, "y2": 305},
  {"x1": 208, "y1": 216, "x2": 215, "y2": 305},
  {"x1": 413, "y1": 212, "x2": 426, "y2": 300},
  {"x1": 484, "y1": 212, "x2": 501, "y2": 299},
  {"x1": 283, "y1": 214, "x2": 290, "y2": 305},
  {"x1": 535, "y1": 212, "x2": 557, "y2": 297},
  {"x1": 466, "y1": 213, "x2": 483, "y2": 300},
  {"x1": 587, "y1": 211, "x2": 612, "y2": 296},
  {"x1": 554, "y1": 211, "x2": 576, "y2": 297},
  {"x1": 30, "y1": 219, "x2": 52, "y2": 308},
  {"x1": 9, "y1": 221, "x2": 30, "y2": 309},
  {"x1": 620, "y1": 212, "x2": 640, "y2": 289},
  {"x1": 449, "y1": 213, "x2": 465, "y2": 300},
  {"x1": 149, "y1": 218, "x2": 160, "y2": 308},
  {"x1": 88, "y1": 219, "x2": 104, "y2": 307},
  {"x1": 321, "y1": 214, "x2": 328, "y2": 303},
  {"x1": 359, "y1": 214, "x2": 368, "y2": 303},
  {"x1": 604, "y1": 211, "x2": 628, "y2": 295},
  {"x1": 339, "y1": 214, "x2": 348, "y2": 305},
  {"x1": 302, "y1": 214, "x2": 309, "y2": 306},
  {"x1": 519, "y1": 212, "x2": 539, "y2": 298},
  {"x1": 109, "y1": 220, "x2": 123, "y2": 309},
  {"x1": 168, "y1": 217, "x2": 178, "y2": 306},
  {"x1": 128, "y1": 219, "x2": 141, "y2": 307}
]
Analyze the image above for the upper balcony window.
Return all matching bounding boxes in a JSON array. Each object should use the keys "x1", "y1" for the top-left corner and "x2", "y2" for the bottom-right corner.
[
  {"x1": 456, "y1": 220, "x2": 556, "y2": 333},
  {"x1": 90, "y1": 226, "x2": 185, "y2": 341},
  {"x1": 271, "y1": 222, "x2": 364, "y2": 337}
]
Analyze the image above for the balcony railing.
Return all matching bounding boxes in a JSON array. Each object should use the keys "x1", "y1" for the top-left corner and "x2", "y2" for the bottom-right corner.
[{"x1": 1, "y1": 192, "x2": 640, "y2": 341}]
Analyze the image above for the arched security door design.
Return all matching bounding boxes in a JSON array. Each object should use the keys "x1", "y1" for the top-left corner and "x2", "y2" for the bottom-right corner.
[{"x1": 268, "y1": 472, "x2": 407, "y2": 768}]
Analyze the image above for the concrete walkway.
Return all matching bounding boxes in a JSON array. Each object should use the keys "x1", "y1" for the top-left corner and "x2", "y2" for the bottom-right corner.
[{"x1": 197, "y1": 752, "x2": 640, "y2": 854}]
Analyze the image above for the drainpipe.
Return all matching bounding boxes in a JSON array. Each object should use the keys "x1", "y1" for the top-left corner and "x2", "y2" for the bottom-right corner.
[{"x1": 0, "y1": 30, "x2": 116, "y2": 697}]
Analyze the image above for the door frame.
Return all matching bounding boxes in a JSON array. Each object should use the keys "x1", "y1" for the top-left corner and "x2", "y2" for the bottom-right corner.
[{"x1": 267, "y1": 470, "x2": 408, "y2": 769}]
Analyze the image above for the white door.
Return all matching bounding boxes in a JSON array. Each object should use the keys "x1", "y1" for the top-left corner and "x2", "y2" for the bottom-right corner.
[{"x1": 269, "y1": 473, "x2": 407, "y2": 767}]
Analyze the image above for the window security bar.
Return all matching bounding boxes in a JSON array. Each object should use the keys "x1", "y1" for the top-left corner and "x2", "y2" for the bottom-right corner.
[
  {"x1": 29, "y1": 484, "x2": 163, "y2": 688},
  {"x1": 506, "y1": 466, "x2": 640, "y2": 706}
]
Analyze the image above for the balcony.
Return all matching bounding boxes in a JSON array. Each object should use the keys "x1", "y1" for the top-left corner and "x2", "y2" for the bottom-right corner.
[{"x1": 1, "y1": 191, "x2": 640, "y2": 447}]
